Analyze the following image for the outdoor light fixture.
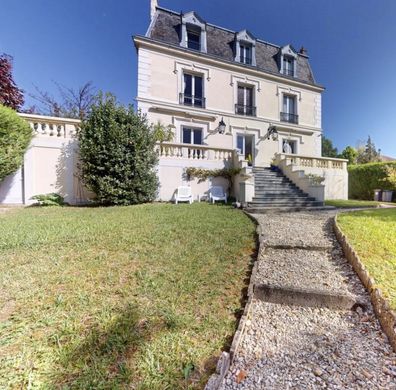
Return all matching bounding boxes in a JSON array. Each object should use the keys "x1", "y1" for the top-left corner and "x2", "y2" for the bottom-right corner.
[
  {"x1": 218, "y1": 117, "x2": 226, "y2": 134},
  {"x1": 266, "y1": 125, "x2": 279, "y2": 141}
]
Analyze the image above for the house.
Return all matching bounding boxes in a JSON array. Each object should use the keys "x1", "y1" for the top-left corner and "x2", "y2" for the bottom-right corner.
[{"x1": 134, "y1": 0, "x2": 348, "y2": 204}]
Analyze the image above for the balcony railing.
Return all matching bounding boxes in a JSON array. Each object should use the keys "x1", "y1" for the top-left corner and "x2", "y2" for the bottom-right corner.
[
  {"x1": 179, "y1": 93, "x2": 205, "y2": 108},
  {"x1": 280, "y1": 112, "x2": 299, "y2": 124},
  {"x1": 235, "y1": 104, "x2": 256, "y2": 116},
  {"x1": 157, "y1": 142, "x2": 234, "y2": 162}
]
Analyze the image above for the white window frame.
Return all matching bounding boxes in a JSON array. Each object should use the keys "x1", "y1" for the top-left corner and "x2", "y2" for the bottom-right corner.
[
  {"x1": 234, "y1": 30, "x2": 256, "y2": 66},
  {"x1": 236, "y1": 83, "x2": 255, "y2": 116},
  {"x1": 181, "y1": 126, "x2": 203, "y2": 145},
  {"x1": 279, "y1": 44, "x2": 298, "y2": 77},
  {"x1": 283, "y1": 94, "x2": 297, "y2": 115},
  {"x1": 180, "y1": 12, "x2": 207, "y2": 53}
]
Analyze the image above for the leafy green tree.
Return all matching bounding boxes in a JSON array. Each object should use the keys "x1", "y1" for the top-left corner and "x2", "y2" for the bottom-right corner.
[
  {"x1": 339, "y1": 146, "x2": 358, "y2": 165},
  {"x1": 321, "y1": 136, "x2": 338, "y2": 157},
  {"x1": 356, "y1": 136, "x2": 381, "y2": 164},
  {"x1": 78, "y1": 93, "x2": 159, "y2": 205},
  {"x1": 0, "y1": 105, "x2": 32, "y2": 181}
]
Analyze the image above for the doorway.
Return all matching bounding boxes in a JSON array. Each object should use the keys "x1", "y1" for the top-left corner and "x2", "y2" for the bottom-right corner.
[{"x1": 237, "y1": 134, "x2": 255, "y2": 166}]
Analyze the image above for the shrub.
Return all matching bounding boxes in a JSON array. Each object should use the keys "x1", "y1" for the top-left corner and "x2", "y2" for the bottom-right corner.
[
  {"x1": 31, "y1": 193, "x2": 65, "y2": 206},
  {"x1": 348, "y1": 162, "x2": 396, "y2": 200},
  {"x1": 0, "y1": 105, "x2": 32, "y2": 182},
  {"x1": 78, "y1": 93, "x2": 159, "y2": 205}
]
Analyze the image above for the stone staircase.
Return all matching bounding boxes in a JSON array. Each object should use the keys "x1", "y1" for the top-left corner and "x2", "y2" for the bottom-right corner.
[{"x1": 246, "y1": 166, "x2": 326, "y2": 213}]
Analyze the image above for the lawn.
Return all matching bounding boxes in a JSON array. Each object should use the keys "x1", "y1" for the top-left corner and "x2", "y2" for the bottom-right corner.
[
  {"x1": 0, "y1": 203, "x2": 256, "y2": 389},
  {"x1": 337, "y1": 209, "x2": 396, "y2": 310},
  {"x1": 325, "y1": 199, "x2": 385, "y2": 208}
]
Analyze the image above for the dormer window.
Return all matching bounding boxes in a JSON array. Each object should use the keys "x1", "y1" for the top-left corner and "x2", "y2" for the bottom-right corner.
[
  {"x1": 186, "y1": 25, "x2": 201, "y2": 50},
  {"x1": 240, "y1": 43, "x2": 252, "y2": 65},
  {"x1": 235, "y1": 30, "x2": 256, "y2": 66},
  {"x1": 283, "y1": 56, "x2": 295, "y2": 76},
  {"x1": 279, "y1": 45, "x2": 298, "y2": 77},
  {"x1": 180, "y1": 12, "x2": 207, "y2": 53}
]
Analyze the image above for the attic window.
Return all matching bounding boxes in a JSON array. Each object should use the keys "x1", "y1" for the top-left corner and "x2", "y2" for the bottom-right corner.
[
  {"x1": 279, "y1": 45, "x2": 298, "y2": 77},
  {"x1": 240, "y1": 44, "x2": 252, "y2": 65},
  {"x1": 181, "y1": 12, "x2": 207, "y2": 53},
  {"x1": 187, "y1": 25, "x2": 201, "y2": 50},
  {"x1": 235, "y1": 30, "x2": 256, "y2": 66}
]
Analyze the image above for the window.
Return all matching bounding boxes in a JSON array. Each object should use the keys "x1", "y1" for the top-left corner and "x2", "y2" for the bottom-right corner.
[
  {"x1": 182, "y1": 127, "x2": 203, "y2": 158},
  {"x1": 282, "y1": 139, "x2": 297, "y2": 154},
  {"x1": 187, "y1": 26, "x2": 201, "y2": 50},
  {"x1": 281, "y1": 95, "x2": 298, "y2": 124},
  {"x1": 180, "y1": 12, "x2": 207, "y2": 53},
  {"x1": 278, "y1": 45, "x2": 297, "y2": 77},
  {"x1": 283, "y1": 56, "x2": 295, "y2": 76},
  {"x1": 181, "y1": 73, "x2": 204, "y2": 108},
  {"x1": 182, "y1": 127, "x2": 202, "y2": 145},
  {"x1": 240, "y1": 44, "x2": 252, "y2": 65},
  {"x1": 236, "y1": 85, "x2": 255, "y2": 116},
  {"x1": 234, "y1": 30, "x2": 256, "y2": 66}
]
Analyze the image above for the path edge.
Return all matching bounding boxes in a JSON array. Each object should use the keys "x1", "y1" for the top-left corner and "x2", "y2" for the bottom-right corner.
[
  {"x1": 333, "y1": 213, "x2": 396, "y2": 352},
  {"x1": 205, "y1": 211, "x2": 262, "y2": 390}
]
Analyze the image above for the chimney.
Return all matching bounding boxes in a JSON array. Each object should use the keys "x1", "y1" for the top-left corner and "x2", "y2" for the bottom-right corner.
[
  {"x1": 151, "y1": 0, "x2": 158, "y2": 20},
  {"x1": 299, "y1": 46, "x2": 308, "y2": 56}
]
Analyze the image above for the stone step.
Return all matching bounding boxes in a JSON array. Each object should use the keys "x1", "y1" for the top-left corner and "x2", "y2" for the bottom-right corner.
[
  {"x1": 252, "y1": 196, "x2": 316, "y2": 202},
  {"x1": 248, "y1": 201, "x2": 324, "y2": 207},
  {"x1": 245, "y1": 205, "x2": 333, "y2": 213}
]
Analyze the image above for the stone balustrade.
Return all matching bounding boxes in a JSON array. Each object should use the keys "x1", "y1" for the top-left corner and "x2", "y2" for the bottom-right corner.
[
  {"x1": 158, "y1": 142, "x2": 234, "y2": 162},
  {"x1": 18, "y1": 113, "x2": 80, "y2": 139},
  {"x1": 276, "y1": 153, "x2": 347, "y2": 170}
]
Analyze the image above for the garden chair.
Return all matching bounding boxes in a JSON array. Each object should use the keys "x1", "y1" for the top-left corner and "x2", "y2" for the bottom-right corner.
[
  {"x1": 209, "y1": 186, "x2": 227, "y2": 204},
  {"x1": 175, "y1": 186, "x2": 193, "y2": 204}
]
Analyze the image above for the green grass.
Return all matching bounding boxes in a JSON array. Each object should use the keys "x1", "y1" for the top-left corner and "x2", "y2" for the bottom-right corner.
[
  {"x1": 337, "y1": 209, "x2": 396, "y2": 310},
  {"x1": 0, "y1": 203, "x2": 256, "y2": 389},
  {"x1": 325, "y1": 199, "x2": 385, "y2": 208}
]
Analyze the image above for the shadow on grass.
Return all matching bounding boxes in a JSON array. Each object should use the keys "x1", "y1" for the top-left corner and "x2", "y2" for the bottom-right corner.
[{"x1": 49, "y1": 303, "x2": 154, "y2": 389}]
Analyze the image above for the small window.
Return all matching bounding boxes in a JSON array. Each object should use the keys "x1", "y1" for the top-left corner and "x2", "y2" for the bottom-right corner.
[
  {"x1": 282, "y1": 56, "x2": 295, "y2": 76},
  {"x1": 187, "y1": 27, "x2": 201, "y2": 51},
  {"x1": 182, "y1": 127, "x2": 202, "y2": 145},
  {"x1": 240, "y1": 44, "x2": 252, "y2": 65}
]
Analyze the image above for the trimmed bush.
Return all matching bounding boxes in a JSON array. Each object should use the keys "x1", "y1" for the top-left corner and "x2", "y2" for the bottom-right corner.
[
  {"x1": 0, "y1": 105, "x2": 32, "y2": 182},
  {"x1": 31, "y1": 193, "x2": 65, "y2": 206},
  {"x1": 348, "y1": 162, "x2": 396, "y2": 200},
  {"x1": 78, "y1": 94, "x2": 159, "y2": 205}
]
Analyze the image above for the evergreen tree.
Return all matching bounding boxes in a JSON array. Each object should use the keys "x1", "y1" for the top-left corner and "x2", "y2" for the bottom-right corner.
[
  {"x1": 78, "y1": 93, "x2": 159, "y2": 205},
  {"x1": 321, "y1": 136, "x2": 338, "y2": 157},
  {"x1": 339, "y1": 146, "x2": 358, "y2": 165},
  {"x1": 356, "y1": 136, "x2": 381, "y2": 164}
]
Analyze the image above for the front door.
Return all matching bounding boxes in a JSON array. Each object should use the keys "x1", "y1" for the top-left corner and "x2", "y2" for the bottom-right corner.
[{"x1": 237, "y1": 134, "x2": 255, "y2": 166}]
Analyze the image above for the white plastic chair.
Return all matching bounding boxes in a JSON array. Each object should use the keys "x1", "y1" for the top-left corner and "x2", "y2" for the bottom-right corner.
[
  {"x1": 175, "y1": 186, "x2": 193, "y2": 204},
  {"x1": 209, "y1": 186, "x2": 227, "y2": 204}
]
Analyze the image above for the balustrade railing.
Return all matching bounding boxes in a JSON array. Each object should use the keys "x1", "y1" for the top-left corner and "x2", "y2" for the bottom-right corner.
[
  {"x1": 276, "y1": 153, "x2": 347, "y2": 170},
  {"x1": 158, "y1": 142, "x2": 234, "y2": 162},
  {"x1": 18, "y1": 113, "x2": 80, "y2": 139}
]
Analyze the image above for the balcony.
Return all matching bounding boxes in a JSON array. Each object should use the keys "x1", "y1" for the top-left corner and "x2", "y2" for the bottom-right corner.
[
  {"x1": 280, "y1": 112, "x2": 299, "y2": 124},
  {"x1": 179, "y1": 93, "x2": 205, "y2": 108},
  {"x1": 235, "y1": 104, "x2": 256, "y2": 116}
]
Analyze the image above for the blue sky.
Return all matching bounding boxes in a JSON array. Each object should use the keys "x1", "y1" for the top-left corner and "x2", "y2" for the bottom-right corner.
[{"x1": 1, "y1": 0, "x2": 396, "y2": 156}]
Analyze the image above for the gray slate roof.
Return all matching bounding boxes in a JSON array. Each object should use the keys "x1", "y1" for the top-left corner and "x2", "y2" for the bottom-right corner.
[{"x1": 147, "y1": 8, "x2": 318, "y2": 86}]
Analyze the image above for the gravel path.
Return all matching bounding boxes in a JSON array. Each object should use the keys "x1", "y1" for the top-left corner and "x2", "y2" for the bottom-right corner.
[{"x1": 220, "y1": 211, "x2": 396, "y2": 389}]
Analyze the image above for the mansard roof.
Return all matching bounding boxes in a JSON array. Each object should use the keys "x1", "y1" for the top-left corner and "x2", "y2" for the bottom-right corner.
[{"x1": 147, "y1": 7, "x2": 317, "y2": 86}]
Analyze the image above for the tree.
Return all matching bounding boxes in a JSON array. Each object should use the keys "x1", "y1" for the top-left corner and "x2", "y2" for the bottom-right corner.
[
  {"x1": 321, "y1": 136, "x2": 338, "y2": 158},
  {"x1": 339, "y1": 146, "x2": 358, "y2": 165},
  {"x1": 78, "y1": 93, "x2": 159, "y2": 205},
  {"x1": 0, "y1": 105, "x2": 32, "y2": 182},
  {"x1": 30, "y1": 81, "x2": 96, "y2": 120},
  {"x1": 0, "y1": 54, "x2": 24, "y2": 110},
  {"x1": 356, "y1": 136, "x2": 381, "y2": 164}
]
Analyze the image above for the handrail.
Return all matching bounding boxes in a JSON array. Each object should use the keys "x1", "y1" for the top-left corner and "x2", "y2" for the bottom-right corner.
[
  {"x1": 276, "y1": 153, "x2": 348, "y2": 163},
  {"x1": 158, "y1": 142, "x2": 234, "y2": 153}
]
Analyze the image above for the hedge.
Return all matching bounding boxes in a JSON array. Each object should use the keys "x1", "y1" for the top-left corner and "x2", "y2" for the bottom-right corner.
[{"x1": 348, "y1": 162, "x2": 396, "y2": 200}]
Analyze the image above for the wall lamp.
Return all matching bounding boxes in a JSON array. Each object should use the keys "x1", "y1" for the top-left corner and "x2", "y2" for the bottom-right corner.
[
  {"x1": 217, "y1": 117, "x2": 226, "y2": 134},
  {"x1": 265, "y1": 125, "x2": 279, "y2": 141}
]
